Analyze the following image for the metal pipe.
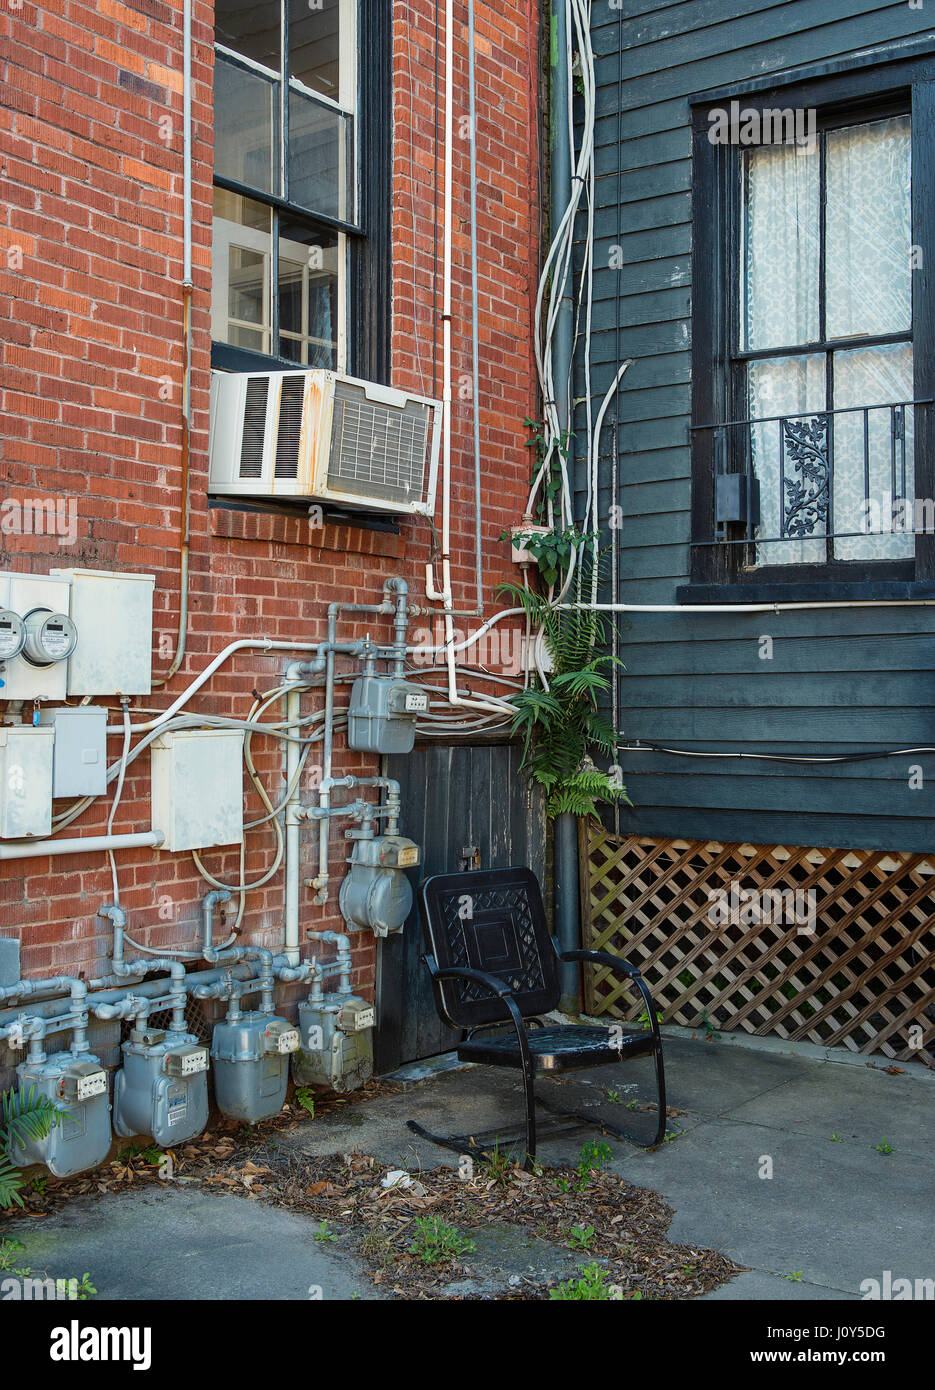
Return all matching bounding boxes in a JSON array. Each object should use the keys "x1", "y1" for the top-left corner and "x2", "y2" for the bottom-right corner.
[
  {"x1": 152, "y1": 0, "x2": 192, "y2": 687},
  {"x1": 0, "y1": 831, "x2": 165, "y2": 861},
  {"x1": 550, "y1": 0, "x2": 580, "y2": 1008},
  {"x1": 202, "y1": 889, "x2": 233, "y2": 959},
  {"x1": 465, "y1": 0, "x2": 483, "y2": 618}
]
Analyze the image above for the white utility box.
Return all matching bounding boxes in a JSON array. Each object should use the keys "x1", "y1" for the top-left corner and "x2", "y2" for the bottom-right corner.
[
  {"x1": 38, "y1": 706, "x2": 108, "y2": 798},
  {"x1": 0, "y1": 572, "x2": 73, "y2": 702},
  {"x1": 150, "y1": 729, "x2": 244, "y2": 852},
  {"x1": 50, "y1": 568, "x2": 154, "y2": 696},
  {"x1": 0, "y1": 725, "x2": 54, "y2": 838}
]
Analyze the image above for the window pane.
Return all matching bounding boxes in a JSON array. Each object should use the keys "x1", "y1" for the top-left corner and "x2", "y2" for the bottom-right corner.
[
  {"x1": 278, "y1": 219, "x2": 340, "y2": 368},
  {"x1": 288, "y1": 89, "x2": 353, "y2": 221},
  {"x1": 749, "y1": 354, "x2": 826, "y2": 566},
  {"x1": 832, "y1": 342, "x2": 914, "y2": 561},
  {"x1": 215, "y1": 0, "x2": 281, "y2": 72},
  {"x1": 212, "y1": 189, "x2": 272, "y2": 354},
  {"x1": 742, "y1": 142, "x2": 820, "y2": 351},
  {"x1": 289, "y1": 0, "x2": 343, "y2": 103},
  {"x1": 825, "y1": 116, "x2": 911, "y2": 340},
  {"x1": 214, "y1": 54, "x2": 277, "y2": 194}
]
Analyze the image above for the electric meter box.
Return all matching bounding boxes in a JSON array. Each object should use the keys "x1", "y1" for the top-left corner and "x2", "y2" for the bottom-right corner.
[
  {"x1": 210, "y1": 1013, "x2": 300, "y2": 1123},
  {"x1": 0, "y1": 571, "x2": 72, "y2": 701},
  {"x1": 10, "y1": 1052, "x2": 111, "y2": 1178},
  {"x1": 347, "y1": 675, "x2": 428, "y2": 754},
  {"x1": 0, "y1": 725, "x2": 54, "y2": 838},
  {"x1": 150, "y1": 728, "x2": 245, "y2": 852},
  {"x1": 39, "y1": 705, "x2": 107, "y2": 798},
  {"x1": 50, "y1": 568, "x2": 155, "y2": 696}
]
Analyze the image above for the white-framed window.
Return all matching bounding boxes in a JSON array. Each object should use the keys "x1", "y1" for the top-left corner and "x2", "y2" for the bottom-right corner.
[{"x1": 212, "y1": 0, "x2": 357, "y2": 370}]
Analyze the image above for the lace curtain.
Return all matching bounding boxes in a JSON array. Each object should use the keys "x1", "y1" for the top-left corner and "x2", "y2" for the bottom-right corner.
[{"x1": 742, "y1": 116, "x2": 912, "y2": 566}]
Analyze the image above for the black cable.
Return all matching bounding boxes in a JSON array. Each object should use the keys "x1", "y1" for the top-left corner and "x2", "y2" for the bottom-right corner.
[{"x1": 618, "y1": 741, "x2": 935, "y2": 766}]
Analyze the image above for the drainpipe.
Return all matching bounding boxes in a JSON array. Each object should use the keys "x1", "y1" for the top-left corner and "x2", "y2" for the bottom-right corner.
[{"x1": 550, "y1": 0, "x2": 580, "y2": 1011}]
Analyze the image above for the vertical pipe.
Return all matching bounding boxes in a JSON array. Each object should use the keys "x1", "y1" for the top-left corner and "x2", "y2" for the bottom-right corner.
[
  {"x1": 467, "y1": 0, "x2": 483, "y2": 615},
  {"x1": 550, "y1": 0, "x2": 580, "y2": 1007},
  {"x1": 284, "y1": 684, "x2": 302, "y2": 963}
]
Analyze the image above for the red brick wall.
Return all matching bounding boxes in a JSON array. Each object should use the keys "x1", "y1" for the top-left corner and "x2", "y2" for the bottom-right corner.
[{"x1": 0, "y1": 0, "x2": 540, "y2": 1014}]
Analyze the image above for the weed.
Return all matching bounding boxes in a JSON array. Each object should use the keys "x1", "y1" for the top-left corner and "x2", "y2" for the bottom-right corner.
[
  {"x1": 550, "y1": 1263, "x2": 620, "y2": 1300},
  {"x1": 567, "y1": 1224, "x2": 596, "y2": 1251},
  {"x1": 314, "y1": 1220, "x2": 338, "y2": 1243},
  {"x1": 407, "y1": 1216, "x2": 475, "y2": 1265},
  {"x1": 874, "y1": 1138, "x2": 895, "y2": 1155}
]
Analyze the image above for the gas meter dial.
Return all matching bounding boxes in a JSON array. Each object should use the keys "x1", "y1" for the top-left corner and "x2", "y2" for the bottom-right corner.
[{"x1": 22, "y1": 609, "x2": 77, "y2": 666}]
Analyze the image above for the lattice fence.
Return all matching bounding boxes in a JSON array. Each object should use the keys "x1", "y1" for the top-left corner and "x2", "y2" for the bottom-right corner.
[{"x1": 579, "y1": 823, "x2": 935, "y2": 1066}]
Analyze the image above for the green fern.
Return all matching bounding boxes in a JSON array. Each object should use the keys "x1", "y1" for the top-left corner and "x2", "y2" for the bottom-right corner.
[
  {"x1": 499, "y1": 566, "x2": 629, "y2": 820},
  {"x1": 0, "y1": 1086, "x2": 59, "y2": 1210}
]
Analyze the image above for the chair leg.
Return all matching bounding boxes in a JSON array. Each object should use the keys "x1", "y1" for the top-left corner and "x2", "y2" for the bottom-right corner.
[
  {"x1": 649, "y1": 1041, "x2": 667, "y2": 1147},
  {"x1": 520, "y1": 1049, "x2": 537, "y2": 1171}
]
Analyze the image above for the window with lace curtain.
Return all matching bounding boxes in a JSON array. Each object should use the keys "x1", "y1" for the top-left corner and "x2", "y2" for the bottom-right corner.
[{"x1": 689, "y1": 65, "x2": 935, "y2": 595}]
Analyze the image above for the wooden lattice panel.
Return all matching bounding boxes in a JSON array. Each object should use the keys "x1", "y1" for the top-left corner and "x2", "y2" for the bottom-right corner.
[{"x1": 579, "y1": 824, "x2": 935, "y2": 1066}]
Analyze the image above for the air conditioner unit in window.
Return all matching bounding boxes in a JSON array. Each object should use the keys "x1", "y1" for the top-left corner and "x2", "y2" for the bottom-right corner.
[{"x1": 208, "y1": 369, "x2": 442, "y2": 516}]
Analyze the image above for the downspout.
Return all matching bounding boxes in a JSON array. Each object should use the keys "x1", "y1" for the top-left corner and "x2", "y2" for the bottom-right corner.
[
  {"x1": 550, "y1": 0, "x2": 580, "y2": 1011},
  {"x1": 153, "y1": 0, "x2": 192, "y2": 687}
]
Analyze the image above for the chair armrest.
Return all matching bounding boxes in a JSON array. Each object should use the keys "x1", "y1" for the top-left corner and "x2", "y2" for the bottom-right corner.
[
  {"x1": 421, "y1": 956, "x2": 533, "y2": 1069},
  {"x1": 557, "y1": 947, "x2": 641, "y2": 979},
  {"x1": 555, "y1": 947, "x2": 662, "y2": 1040}
]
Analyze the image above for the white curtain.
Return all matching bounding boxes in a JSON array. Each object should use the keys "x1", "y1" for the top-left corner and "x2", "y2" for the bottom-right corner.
[{"x1": 742, "y1": 117, "x2": 913, "y2": 566}]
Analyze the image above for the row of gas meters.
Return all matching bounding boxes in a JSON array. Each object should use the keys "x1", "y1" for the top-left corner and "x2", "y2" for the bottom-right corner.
[{"x1": 9, "y1": 993, "x2": 375, "y2": 1179}]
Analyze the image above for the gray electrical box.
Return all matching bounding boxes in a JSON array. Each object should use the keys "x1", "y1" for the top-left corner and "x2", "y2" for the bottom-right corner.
[
  {"x1": 347, "y1": 675, "x2": 428, "y2": 754},
  {"x1": 39, "y1": 705, "x2": 108, "y2": 797}
]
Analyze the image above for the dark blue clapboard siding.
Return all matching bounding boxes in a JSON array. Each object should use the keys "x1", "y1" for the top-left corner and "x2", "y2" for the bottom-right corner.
[{"x1": 572, "y1": 0, "x2": 935, "y2": 852}]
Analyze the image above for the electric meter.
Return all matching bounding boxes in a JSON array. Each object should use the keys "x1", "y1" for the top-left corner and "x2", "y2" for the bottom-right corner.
[
  {"x1": 0, "y1": 609, "x2": 26, "y2": 660},
  {"x1": 22, "y1": 609, "x2": 77, "y2": 666}
]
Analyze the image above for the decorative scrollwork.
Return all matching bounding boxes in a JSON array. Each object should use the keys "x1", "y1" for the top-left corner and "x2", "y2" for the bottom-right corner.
[{"x1": 782, "y1": 415, "x2": 830, "y2": 538}]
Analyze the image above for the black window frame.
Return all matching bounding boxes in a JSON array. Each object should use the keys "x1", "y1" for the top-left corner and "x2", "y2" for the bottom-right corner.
[
  {"x1": 210, "y1": 0, "x2": 390, "y2": 385},
  {"x1": 687, "y1": 50, "x2": 935, "y2": 601}
]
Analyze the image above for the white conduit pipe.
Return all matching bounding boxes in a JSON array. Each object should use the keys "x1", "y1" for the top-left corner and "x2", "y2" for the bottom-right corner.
[
  {"x1": 424, "y1": 0, "x2": 514, "y2": 717},
  {"x1": 0, "y1": 832, "x2": 165, "y2": 861}
]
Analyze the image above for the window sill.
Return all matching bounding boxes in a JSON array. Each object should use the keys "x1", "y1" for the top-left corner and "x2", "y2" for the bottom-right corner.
[{"x1": 676, "y1": 579, "x2": 935, "y2": 604}]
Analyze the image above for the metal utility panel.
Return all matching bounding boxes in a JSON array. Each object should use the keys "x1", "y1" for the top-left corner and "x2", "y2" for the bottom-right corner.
[
  {"x1": 39, "y1": 705, "x2": 107, "y2": 797},
  {"x1": 0, "y1": 571, "x2": 72, "y2": 702},
  {"x1": 150, "y1": 729, "x2": 245, "y2": 852},
  {"x1": 0, "y1": 725, "x2": 54, "y2": 838},
  {"x1": 50, "y1": 568, "x2": 154, "y2": 696}
]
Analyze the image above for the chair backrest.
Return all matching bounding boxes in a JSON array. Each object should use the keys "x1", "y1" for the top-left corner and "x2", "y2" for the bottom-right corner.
[{"x1": 419, "y1": 866, "x2": 560, "y2": 1030}]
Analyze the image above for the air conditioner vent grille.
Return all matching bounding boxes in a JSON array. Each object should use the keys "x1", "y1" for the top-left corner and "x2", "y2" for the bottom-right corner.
[
  {"x1": 239, "y1": 377, "x2": 269, "y2": 479},
  {"x1": 274, "y1": 376, "x2": 305, "y2": 479},
  {"x1": 327, "y1": 381, "x2": 428, "y2": 504}
]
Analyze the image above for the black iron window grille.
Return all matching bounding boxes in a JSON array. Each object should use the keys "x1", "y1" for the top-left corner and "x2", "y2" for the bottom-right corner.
[{"x1": 693, "y1": 398, "x2": 932, "y2": 561}]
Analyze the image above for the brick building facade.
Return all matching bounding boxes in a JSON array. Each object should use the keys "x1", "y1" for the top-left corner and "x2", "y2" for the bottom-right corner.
[{"x1": 0, "y1": 1, "x2": 540, "y2": 1027}]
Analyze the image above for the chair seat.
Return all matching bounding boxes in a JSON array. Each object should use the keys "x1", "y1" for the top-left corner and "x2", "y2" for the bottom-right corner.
[{"x1": 457, "y1": 1023, "x2": 656, "y2": 1073}]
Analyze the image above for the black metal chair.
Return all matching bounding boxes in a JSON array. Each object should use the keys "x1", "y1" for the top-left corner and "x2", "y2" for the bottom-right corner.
[{"x1": 407, "y1": 866, "x2": 666, "y2": 1168}]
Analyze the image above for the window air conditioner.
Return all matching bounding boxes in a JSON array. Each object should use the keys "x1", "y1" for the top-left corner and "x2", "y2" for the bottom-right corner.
[{"x1": 208, "y1": 369, "x2": 442, "y2": 516}]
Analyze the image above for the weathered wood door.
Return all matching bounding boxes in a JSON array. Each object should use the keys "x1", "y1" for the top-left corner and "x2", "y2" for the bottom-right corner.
[{"x1": 374, "y1": 743, "x2": 547, "y2": 1073}]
